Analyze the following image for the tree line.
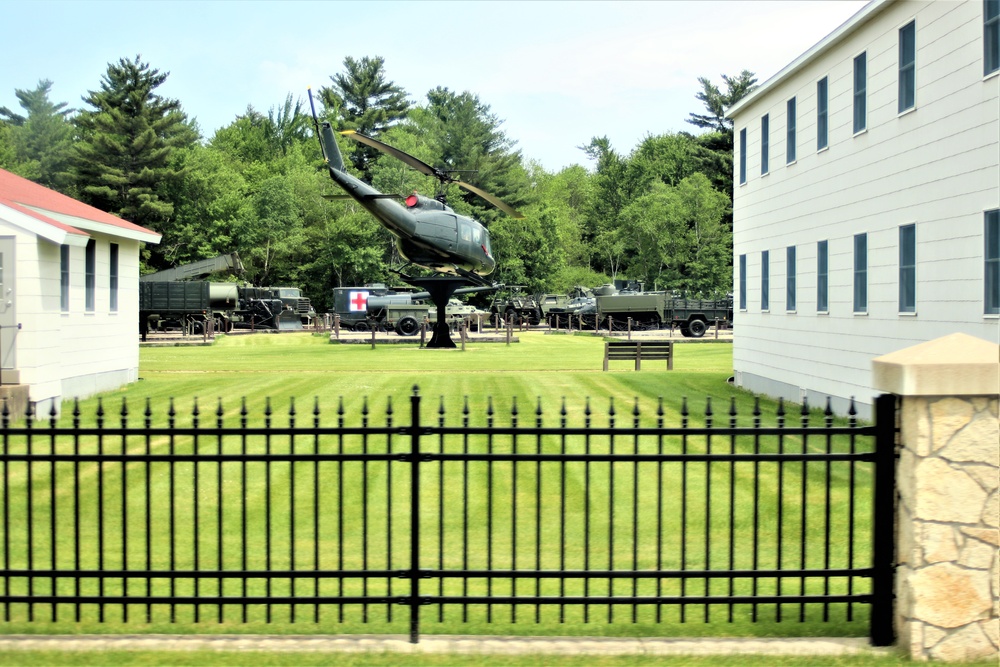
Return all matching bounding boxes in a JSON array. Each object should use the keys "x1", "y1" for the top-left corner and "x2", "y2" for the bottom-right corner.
[{"x1": 0, "y1": 55, "x2": 756, "y2": 311}]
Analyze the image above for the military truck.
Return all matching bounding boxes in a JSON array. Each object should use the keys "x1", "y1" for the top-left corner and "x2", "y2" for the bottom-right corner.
[
  {"x1": 368, "y1": 300, "x2": 488, "y2": 336},
  {"x1": 139, "y1": 282, "x2": 302, "y2": 339},
  {"x1": 594, "y1": 292, "x2": 733, "y2": 337},
  {"x1": 331, "y1": 284, "x2": 411, "y2": 331},
  {"x1": 488, "y1": 288, "x2": 542, "y2": 325},
  {"x1": 140, "y1": 253, "x2": 317, "y2": 327},
  {"x1": 366, "y1": 285, "x2": 494, "y2": 335}
]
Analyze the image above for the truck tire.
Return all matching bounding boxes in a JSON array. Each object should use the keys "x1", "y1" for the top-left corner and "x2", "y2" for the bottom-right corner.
[
  {"x1": 353, "y1": 320, "x2": 370, "y2": 332},
  {"x1": 688, "y1": 319, "x2": 707, "y2": 338},
  {"x1": 396, "y1": 316, "x2": 419, "y2": 336}
]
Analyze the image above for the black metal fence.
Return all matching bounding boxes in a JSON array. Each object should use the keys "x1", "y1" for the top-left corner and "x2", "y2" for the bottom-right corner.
[{"x1": 0, "y1": 390, "x2": 896, "y2": 644}]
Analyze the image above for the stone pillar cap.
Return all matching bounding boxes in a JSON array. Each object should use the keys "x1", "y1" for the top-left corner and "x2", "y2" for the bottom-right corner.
[{"x1": 872, "y1": 332, "x2": 999, "y2": 396}]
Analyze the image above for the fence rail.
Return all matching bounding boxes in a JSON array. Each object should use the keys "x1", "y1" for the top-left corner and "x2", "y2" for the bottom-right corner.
[{"x1": 0, "y1": 390, "x2": 896, "y2": 644}]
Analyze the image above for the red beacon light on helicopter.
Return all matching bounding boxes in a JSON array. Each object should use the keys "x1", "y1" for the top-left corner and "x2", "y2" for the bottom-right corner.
[{"x1": 405, "y1": 192, "x2": 419, "y2": 208}]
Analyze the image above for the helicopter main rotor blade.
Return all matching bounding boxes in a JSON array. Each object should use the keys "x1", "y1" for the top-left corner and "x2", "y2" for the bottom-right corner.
[
  {"x1": 454, "y1": 180, "x2": 525, "y2": 219},
  {"x1": 342, "y1": 130, "x2": 524, "y2": 219},
  {"x1": 340, "y1": 130, "x2": 444, "y2": 180}
]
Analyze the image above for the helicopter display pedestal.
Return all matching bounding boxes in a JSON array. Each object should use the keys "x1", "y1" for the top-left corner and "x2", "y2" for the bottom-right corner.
[{"x1": 403, "y1": 276, "x2": 475, "y2": 349}]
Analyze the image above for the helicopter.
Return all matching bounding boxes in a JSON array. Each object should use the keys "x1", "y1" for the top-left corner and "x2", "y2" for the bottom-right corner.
[
  {"x1": 308, "y1": 88, "x2": 523, "y2": 348},
  {"x1": 308, "y1": 89, "x2": 522, "y2": 286}
]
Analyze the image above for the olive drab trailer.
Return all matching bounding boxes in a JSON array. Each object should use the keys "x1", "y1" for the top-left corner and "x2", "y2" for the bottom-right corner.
[
  {"x1": 138, "y1": 253, "x2": 317, "y2": 337},
  {"x1": 139, "y1": 282, "x2": 305, "y2": 339}
]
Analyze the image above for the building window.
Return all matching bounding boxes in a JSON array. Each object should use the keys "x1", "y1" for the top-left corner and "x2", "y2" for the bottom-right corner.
[
  {"x1": 817, "y1": 240, "x2": 829, "y2": 312},
  {"x1": 761, "y1": 250, "x2": 770, "y2": 311},
  {"x1": 786, "y1": 97, "x2": 797, "y2": 163},
  {"x1": 85, "y1": 239, "x2": 95, "y2": 312},
  {"x1": 739, "y1": 128, "x2": 747, "y2": 184},
  {"x1": 761, "y1": 114, "x2": 769, "y2": 175},
  {"x1": 854, "y1": 52, "x2": 867, "y2": 133},
  {"x1": 986, "y1": 0, "x2": 1000, "y2": 75},
  {"x1": 60, "y1": 244, "x2": 70, "y2": 311},
  {"x1": 899, "y1": 224, "x2": 916, "y2": 313},
  {"x1": 109, "y1": 243, "x2": 119, "y2": 312},
  {"x1": 986, "y1": 209, "x2": 1000, "y2": 314},
  {"x1": 854, "y1": 233, "x2": 868, "y2": 313},
  {"x1": 817, "y1": 77, "x2": 829, "y2": 150},
  {"x1": 786, "y1": 246, "x2": 796, "y2": 311},
  {"x1": 739, "y1": 254, "x2": 747, "y2": 310},
  {"x1": 899, "y1": 21, "x2": 916, "y2": 112}
]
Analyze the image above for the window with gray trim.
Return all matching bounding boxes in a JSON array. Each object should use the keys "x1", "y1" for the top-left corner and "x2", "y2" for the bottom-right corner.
[
  {"x1": 899, "y1": 224, "x2": 916, "y2": 312},
  {"x1": 854, "y1": 233, "x2": 868, "y2": 313},
  {"x1": 85, "y1": 239, "x2": 95, "y2": 312},
  {"x1": 786, "y1": 245, "x2": 796, "y2": 311},
  {"x1": 739, "y1": 254, "x2": 747, "y2": 310},
  {"x1": 60, "y1": 244, "x2": 70, "y2": 311},
  {"x1": 817, "y1": 77, "x2": 829, "y2": 150},
  {"x1": 110, "y1": 242, "x2": 119, "y2": 312},
  {"x1": 817, "y1": 240, "x2": 829, "y2": 311},
  {"x1": 786, "y1": 97, "x2": 796, "y2": 163},
  {"x1": 739, "y1": 128, "x2": 747, "y2": 184},
  {"x1": 986, "y1": 209, "x2": 1000, "y2": 314},
  {"x1": 761, "y1": 250, "x2": 770, "y2": 310},
  {"x1": 761, "y1": 114, "x2": 769, "y2": 175},
  {"x1": 986, "y1": 0, "x2": 999, "y2": 75},
  {"x1": 899, "y1": 21, "x2": 916, "y2": 112},
  {"x1": 854, "y1": 52, "x2": 867, "y2": 133}
]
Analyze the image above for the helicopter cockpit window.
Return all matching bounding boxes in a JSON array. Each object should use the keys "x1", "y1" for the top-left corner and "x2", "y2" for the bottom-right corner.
[
  {"x1": 460, "y1": 222, "x2": 472, "y2": 242},
  {"x1": 471, "y1": 226, "x2": 481, "y2": 244}
]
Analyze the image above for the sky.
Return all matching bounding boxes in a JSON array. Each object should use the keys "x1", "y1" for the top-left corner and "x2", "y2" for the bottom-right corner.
[{"x1": 1, "y1": 0, "x2": 869, "y2": 172}]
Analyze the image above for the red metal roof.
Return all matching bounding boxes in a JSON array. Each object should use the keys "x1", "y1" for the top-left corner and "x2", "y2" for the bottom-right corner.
[{"x1": 0, "y1": 168, "x2": 159, "y2": 238}]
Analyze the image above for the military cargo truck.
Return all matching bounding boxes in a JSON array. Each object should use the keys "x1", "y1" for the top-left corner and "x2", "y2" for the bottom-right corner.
[
  {"x1": 139, "y1": 282, "x2": 302, "y2": 338},
  {"x1": 594, "y1": 292, "x2": 732, "y2": 337}
]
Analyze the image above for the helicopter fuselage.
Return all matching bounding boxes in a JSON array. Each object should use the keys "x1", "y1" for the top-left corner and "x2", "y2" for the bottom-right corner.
[{"x1": 319, "y1": 122, "x2": 495, "y2": 277}]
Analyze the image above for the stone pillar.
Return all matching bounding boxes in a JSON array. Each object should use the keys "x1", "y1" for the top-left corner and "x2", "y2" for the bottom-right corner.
[{"x1": 873, "y1": 332, "x2": 999, "y2": 661}]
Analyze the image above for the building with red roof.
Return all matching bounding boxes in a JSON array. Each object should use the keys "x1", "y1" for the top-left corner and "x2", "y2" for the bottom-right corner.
[{"x1": 0, "y1": 168, "x2": 161, "y2": 418}]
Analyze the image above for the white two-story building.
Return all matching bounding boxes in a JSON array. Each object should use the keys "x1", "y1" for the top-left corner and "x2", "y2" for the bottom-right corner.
[
  {"x1": 727, "y1": 0, "x2": 999, "y2": 418},
  {"x1": 0, "y1": 168, "x2": 161, "y2": 418}
]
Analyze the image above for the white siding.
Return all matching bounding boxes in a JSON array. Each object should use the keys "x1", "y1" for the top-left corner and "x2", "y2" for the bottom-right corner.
[
  {"x1": 731, "y1": 0, "x2": 1000, "y2": 417},
  {"x1": 1, "y1": 220, "x2": 143, "y2": 413}
]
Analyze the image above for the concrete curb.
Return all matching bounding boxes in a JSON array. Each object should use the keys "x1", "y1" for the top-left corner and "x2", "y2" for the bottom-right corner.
[{"x1": 0, "y1": 634, "x2": 892, "y2": 656}]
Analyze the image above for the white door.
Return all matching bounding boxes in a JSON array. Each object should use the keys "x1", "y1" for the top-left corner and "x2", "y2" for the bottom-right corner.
[{"x1": 0, "y1": 238, "x2": 16, "y2": 380}]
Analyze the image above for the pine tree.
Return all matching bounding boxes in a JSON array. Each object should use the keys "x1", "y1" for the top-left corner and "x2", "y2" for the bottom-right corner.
[
  {"x1": 686, "y1": 70, "x2": 758, "y2": 152},
  {"x1": 319, "y1": 55, "x2": 411, "y2": 179},
  {"x1": 72, "y1": 55, "x2": 197, "y2": 248},
  {"x1": 0, "y1": 80, "x2": 75, "y2": 189}
]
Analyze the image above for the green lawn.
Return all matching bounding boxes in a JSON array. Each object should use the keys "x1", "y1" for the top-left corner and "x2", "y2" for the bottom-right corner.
[{"x1": 1, "y1": 333, "x2": 877, "y2": 641}]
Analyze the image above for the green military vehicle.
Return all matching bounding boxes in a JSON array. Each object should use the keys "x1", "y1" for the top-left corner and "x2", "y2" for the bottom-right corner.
[
  {"x1": 488, "y1": 288, "x2": 542, "y2": 325},
  {"x1": 594, "y1": 292, "x2": 733, "y2": 337},
  {"x1": 366, "y1": 285, "x2": 495, "y2": 335},
  {"x1": 369, "y1": 300, "x2": 488, "y2": 336}
]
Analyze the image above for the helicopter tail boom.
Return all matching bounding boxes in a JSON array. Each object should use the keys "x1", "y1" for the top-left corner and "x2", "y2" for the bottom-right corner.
[{"x1": 319, "y1": 122, "x2": 346, "y2": 172}]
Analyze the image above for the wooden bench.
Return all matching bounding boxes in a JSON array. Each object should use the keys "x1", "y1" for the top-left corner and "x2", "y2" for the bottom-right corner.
[{"x1": 603, "y1": 340, "x2": 674, "y2": 371}]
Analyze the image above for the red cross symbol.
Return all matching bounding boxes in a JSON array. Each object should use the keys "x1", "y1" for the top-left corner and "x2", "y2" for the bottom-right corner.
[{"x1": 350, "y1": 291, "x2": 368, "y2": 311}]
